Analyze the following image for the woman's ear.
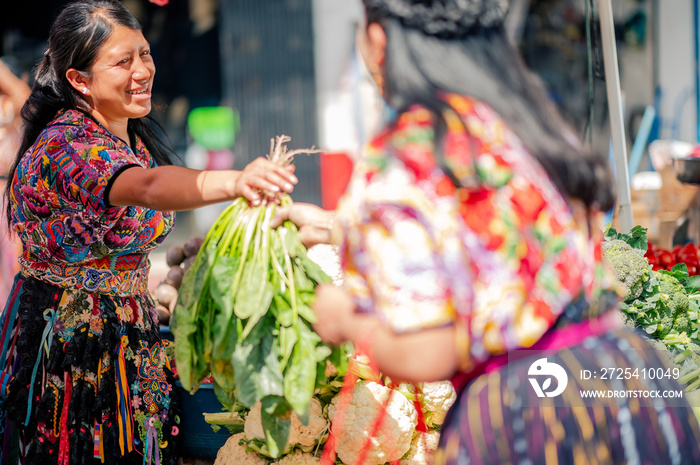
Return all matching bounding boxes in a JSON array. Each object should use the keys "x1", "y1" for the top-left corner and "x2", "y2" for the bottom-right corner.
[
  {"x1": 65, "y1": 69, "x2": 89, "y2": 95},
  {"x1": 367, "y1": 22, "x2": 387, "y2": 68}
]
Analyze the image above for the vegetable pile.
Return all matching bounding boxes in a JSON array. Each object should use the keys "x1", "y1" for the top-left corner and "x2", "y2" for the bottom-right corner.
[
  {"x1": 209, "y1": 355, "x2": 457, "y2": 465},
  {"x1": 170, "y1": 136, "x2": 459, "y2": 463},
  {"x1": 152, "y1": 235, "x2": 204, "y2": 326},
  {"x1": 603, "y1": 226, "x2": 700, "y2": 390},
  {"x1": 171, "y1": 136, "x2": 345, "y2": 457},
  {"x1": 645, "y1": 241, "x2": 700, "y2": 275}
]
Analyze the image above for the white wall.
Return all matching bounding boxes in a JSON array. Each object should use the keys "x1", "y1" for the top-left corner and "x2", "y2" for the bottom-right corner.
[
  {"x1": 312, "y1": 0, "x2": 362, "y2": 153},
  {"x1": 657, "y1": 0, "x2": 696, "y2": 143}
]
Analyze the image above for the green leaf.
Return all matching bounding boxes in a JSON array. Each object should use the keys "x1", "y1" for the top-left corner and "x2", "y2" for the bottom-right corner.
[
  {"x1": 296, "y1": 253, "x2": 332, "y2": 285},
  {"x1": 240, "y1": 285, "x2": 275, "y2": 341},
  {"x1": 671, "y1": 262, "x2": 690, "y2": 277},
  {"x1": 232, "y1": 332, "x2": 284, "y2": 408},
  {"x1": 328, "y1": 343, "x2": 350, "y2": 377},
  {"x1": 603, "y1": 225, "x2": 618, "y2": 241},
  {"x1": 235, "y1": 260, "x2": 273, "y2": 320},
  {"x1": 193, "y1": 243, "x2": 216, "y2": 298},
  {"x1": 604, "y1": 224, "x2": 648, "y2": 251},
  {"x1": 293, "y1": 262, "x2": 315, "y2": 292},
  {"x1": 278, "y1": 325, "x2": 298, "y2": 372},
  {"x1": 295, "y1": 296, "x2": 317, "y2": 324},
  {"x1": 686, "y1": 275, "x2": 700, "y2": 293},
  {"x1": 213, "y1": 380, "x2": 239, "y2": 412},
  {"x1": 283, "y1": 224, "x2": 301, "y2": 258},
  {"x1": 283, "y1": 323, "x2": 318, "y2": 417},
  {"x1": 173, "y1": 316, "x2": 196, "y2": 391},
  {"x1": 211, "y1": 256, "x2": 238, "y2": 321},
  {"x1": 274, "y1": 293, "x2": 294, "y2": 327},
  {"x1": 198, "y1": 293, "x2": 216, "y2": 365},
  {"x1": 210, "y1": 335, "x2": 237, "y2": 391},
  {"x1": 260, "y1": 395, "x2": 293, "y2": 457},
  {"x1": 314, "y1": 345, "x2": 332, "y2": 362}
]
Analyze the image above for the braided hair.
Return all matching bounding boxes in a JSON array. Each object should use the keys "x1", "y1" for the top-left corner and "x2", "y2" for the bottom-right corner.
[
  {"x1": 361, "y1": 0, "x2": 615, "y2": 212},
  {"x1": 364, "y1": 0, "x2": 508, "y2": 37}
]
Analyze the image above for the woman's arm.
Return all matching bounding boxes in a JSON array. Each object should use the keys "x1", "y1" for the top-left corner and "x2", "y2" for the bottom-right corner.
[
  {"x1": 107, "y1": 157, "x2": 298, "y2": 210},
  {"x1": 313, "y1": 285, "x2": 459, "y2": 384}
]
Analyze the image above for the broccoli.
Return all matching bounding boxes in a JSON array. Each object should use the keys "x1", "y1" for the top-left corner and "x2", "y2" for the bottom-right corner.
[
  {"x1": 654, "y1": 271, "x2": 692, "y2": 337},
  {"x1": 601, "y1": 239, "x2": 650, "y2": 301}
]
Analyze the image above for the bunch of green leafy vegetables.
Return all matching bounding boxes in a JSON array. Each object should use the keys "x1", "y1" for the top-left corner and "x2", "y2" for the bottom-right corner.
[
  {"x1": 604, "y1": 226, "x2": 700, "y2": 389},
  {"x1": 171, "y1": 136, "x2": 348, "y2": 457}
]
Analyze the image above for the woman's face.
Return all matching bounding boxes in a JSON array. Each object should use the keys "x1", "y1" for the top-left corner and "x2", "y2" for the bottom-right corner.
[{"x1": 80, "y1": 25, "x2": 155, "y2": 125}]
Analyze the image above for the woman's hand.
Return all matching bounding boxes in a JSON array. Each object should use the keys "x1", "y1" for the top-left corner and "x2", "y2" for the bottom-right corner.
[
  {"x1": 235, "y1": 157, "x2": 298, "y2": 206},
  {"x1": 270, "y1": 202, "x2": 334, "y2": 248},
  {"x1": 311, "y1": 284, "x2": 356, "y2": 345},
  {"x1": 0, "y1": 60, "x2": 30, "y2": 113}
]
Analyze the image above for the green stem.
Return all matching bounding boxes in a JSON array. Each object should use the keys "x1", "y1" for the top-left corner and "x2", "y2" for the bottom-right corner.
[
  {"x1": 680, "y1": 367, "x2": 700, "y2": 385},
  {"x1": 684, "y1": 374, "x2": 700, "y2": 392},
  {"x1": 279, "y1": 227, "x2": 297, "y2": 321},
  {"x1": 675, "y1": 349, "x2": 693, "y2": 365},
  {"x1": 230, "y1": 207, "x2": 263, "y2": 296}
]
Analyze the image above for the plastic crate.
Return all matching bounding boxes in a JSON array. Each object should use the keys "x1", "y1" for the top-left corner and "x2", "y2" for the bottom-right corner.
[{"x1": 176, "y1": 382, "x2": 232, "y2": 459}]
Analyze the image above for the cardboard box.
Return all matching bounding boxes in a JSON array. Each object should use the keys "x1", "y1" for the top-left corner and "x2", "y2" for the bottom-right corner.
[{"x1": 620, "y1": 167, "x2": 698, "y2": 249}]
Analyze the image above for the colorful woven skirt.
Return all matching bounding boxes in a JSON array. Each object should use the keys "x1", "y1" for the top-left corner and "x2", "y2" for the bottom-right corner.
[
  {"x1": 435, "y1": 329, "x2": 700, "y2": 465},
  {"x1": 0, "y1": 274, "x2": 180, "y2": 465}
]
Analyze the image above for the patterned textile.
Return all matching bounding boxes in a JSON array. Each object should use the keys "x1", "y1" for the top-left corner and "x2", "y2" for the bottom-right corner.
[
  {"x1": 0, "y1": 109, "x2": 178, "y2": 465},
  {"x1": 334, "y1": 94, "x2": 700, "y2": 463},
  {"x1": 336, "y1": 93, "x2": 617, "y2": 370},
  {"x1": 435, "y1": 330, "x2": 700, "y2": 465},
  {"x1": 0, "y1": 179, "x2": 20, "y2": 306}
]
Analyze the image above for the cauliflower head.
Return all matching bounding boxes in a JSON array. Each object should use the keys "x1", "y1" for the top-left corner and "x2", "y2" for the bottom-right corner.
[
  {"x1": 274, "y1": 450, "x2": 321, "y2": 465},
  {"x1": 328, "y1": 381, "x2": 418, "y2": 465},
  {"x1": 245, "y1": 398, "x2": 328, "y2": 450},
  {"x1": 400, "y1": 431, "x2": 441, "y2": 465},
  {"x1": 601, "y1": 239, "x2": 649, "y2": 301},
  {"x1": 214, "y1": 433, "x2": 268, "y2": 465},
  {"x1": 419, "y1": 381, "x2": 456, "y2": 428}
]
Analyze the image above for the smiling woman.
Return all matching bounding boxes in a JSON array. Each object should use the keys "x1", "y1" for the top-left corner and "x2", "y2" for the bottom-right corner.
[
  {"x1": 65, "y1": 25, "x2": 156, "y2": 141},
  {"x1": 0, "y1": 1, "x2": 298, "y2": 464}
]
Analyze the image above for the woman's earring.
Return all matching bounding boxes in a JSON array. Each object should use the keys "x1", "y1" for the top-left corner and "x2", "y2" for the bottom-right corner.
[
  {"x1": 82, "y1": 88, "x2": 88, "y2": 95},
  {"x1": 369, "y1": 65, "x2": 384, "y2": 96}
]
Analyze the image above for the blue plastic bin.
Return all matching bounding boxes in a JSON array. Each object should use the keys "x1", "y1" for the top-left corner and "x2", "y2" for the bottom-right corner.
[{"x1": 176, "y1": 382, "x2": 232, "y2": 459}]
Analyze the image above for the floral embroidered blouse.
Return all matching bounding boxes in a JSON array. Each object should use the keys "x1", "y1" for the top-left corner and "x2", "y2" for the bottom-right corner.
[
  {"x1": 11, "y1": 109, "x2": 174, "y2": 296},
  {"x1": 334, "y1": 94, "x2": 617, "y2": 371}
]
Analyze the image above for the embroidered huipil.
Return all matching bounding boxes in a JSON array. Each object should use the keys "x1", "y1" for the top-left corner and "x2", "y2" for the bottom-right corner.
[
  {"x1": 1, "y1": 109, "x2": 179, "y2": 465},
  {"x1": 334, "y1": 94, "x2": 617, "y2": 371}
]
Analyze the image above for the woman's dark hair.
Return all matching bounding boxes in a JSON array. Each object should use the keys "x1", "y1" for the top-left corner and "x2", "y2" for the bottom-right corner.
[
  {"x1": 4, "y1": 0, "x2": 175, "y2": 227},
  {"x1": 363, "y1": 0, "x2": 615, "y2": 211}
]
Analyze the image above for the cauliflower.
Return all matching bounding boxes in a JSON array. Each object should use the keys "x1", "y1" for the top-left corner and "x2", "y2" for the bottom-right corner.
[
  {"x1": 324, "y1": 360, "x2": 338, "y2": 378},
  {"x1": 274, "y1": 450, "x2": 321, "y2": 465},
  {"x1": 419, "y1": 381, "x2": 456, "y2": 428},
  {"x1": 328, "y1": 381, "x2": 418, "y2": 465},
  {"x1": 214, "y1": 433, "x2": 268, "y2": 465},
  {"x1": 601, "y1": 239, "x2": 649, "y2": 301},
  {"x1": 307, "y1": 244, "x2": 343, "y2": 286},
  {"x1": 245, "y1": 398, "x2": 328, "y2": 450},
  {"x1": 400, "y1": 431, "x2": 441, "y2": 465}
]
